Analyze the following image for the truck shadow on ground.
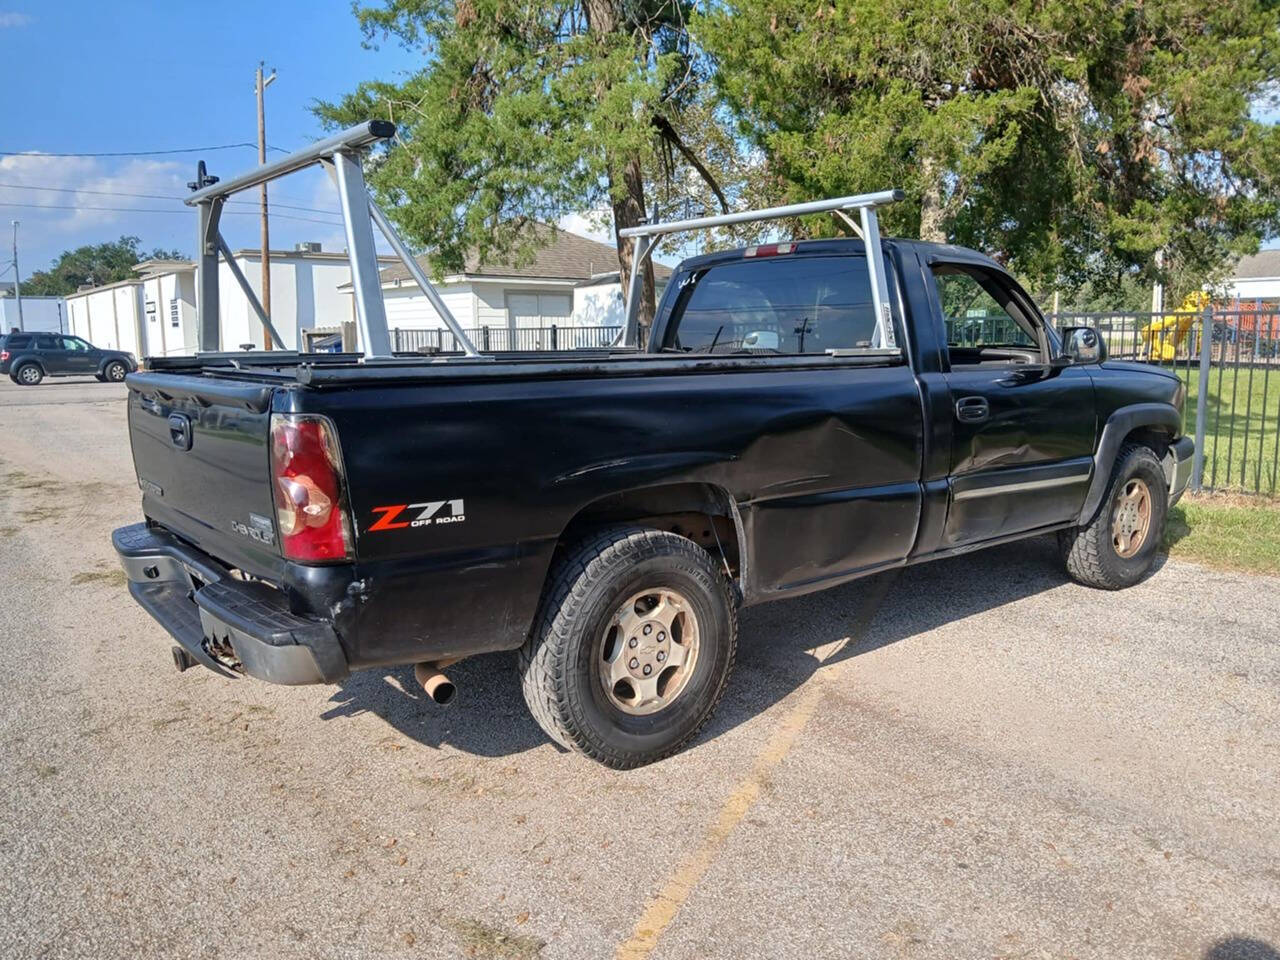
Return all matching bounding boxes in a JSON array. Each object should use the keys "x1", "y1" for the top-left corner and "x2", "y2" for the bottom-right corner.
[
  {"x1": 1204, "y1": 937, "x2": 1280, "y2": 960},
  {"x1": 320, "y1": 535, "x2": 1167, "y2": 759}
]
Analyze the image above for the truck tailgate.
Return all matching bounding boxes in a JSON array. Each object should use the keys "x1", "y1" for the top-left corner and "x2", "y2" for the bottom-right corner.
[{"x1": 126, "y1": 372, "x2": 282, "y2": 578}]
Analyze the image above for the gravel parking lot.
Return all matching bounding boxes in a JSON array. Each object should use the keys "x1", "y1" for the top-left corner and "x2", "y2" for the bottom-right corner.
[{"x1": 0, "y1": 376, "x2": 1277, "y2": 960}]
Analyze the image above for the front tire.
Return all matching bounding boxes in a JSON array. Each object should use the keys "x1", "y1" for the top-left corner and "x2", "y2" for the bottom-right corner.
[
  {"x1": 104, "y1": 361, "x2": 128, "y2": 382},
  {"x1": 14, "y1": 363, "x2": 43, "y2": 386},
  {"x1": 519, "y1": 527, "x2": 737, "y2": 768},
  {"x1": 1060, "y1": 443, "x2": 1168, "y2": 589}
]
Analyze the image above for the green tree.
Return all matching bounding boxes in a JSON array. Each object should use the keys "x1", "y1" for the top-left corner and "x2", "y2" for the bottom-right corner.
[
  {"x1": 316, "y1": 0, "x2": 741, "y2": 326},
  {"x1": 698, "y1": 0, "x2": 1280, "y2": 301},
  {"x1": 23, "y1": 236, "x2": 185, "y2": 297}
]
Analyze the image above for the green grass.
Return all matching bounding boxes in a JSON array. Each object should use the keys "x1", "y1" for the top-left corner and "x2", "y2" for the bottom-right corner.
[
  {"x1": 1162, "y1": 494, "x2": 1280, "y2": 576},
  {"x1": 1149, "y1": 358, "x2": 1280, "y2": 495}
]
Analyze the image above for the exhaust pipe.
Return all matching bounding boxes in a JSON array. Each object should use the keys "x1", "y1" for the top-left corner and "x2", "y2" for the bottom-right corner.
[{"x1": 414, "y1": 660, "x2": 458, "y2": 706}]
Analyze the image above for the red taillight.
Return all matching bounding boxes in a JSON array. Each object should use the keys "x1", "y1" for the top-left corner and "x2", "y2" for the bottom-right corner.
[
  {"x1": 269, "y1": 414, "x2": 353, "y2": 562},
  {"x1": 0, "y1": 350, "x2": 9, "y2": 362}
]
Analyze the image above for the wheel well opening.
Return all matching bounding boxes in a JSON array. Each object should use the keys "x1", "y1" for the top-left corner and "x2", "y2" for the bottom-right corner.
[
  {"x1": 1122, "y1": 425, "x2": 1173, "y2": 458},
  {"x1": 556, "y1": 483, "x2": 742, "y2": 586}
]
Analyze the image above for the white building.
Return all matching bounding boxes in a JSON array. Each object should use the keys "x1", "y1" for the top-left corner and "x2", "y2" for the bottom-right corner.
[
  {"x1": 1221, "y1": 250, "x2": 1280, "y2": 305},
  {"x1": 64, "y1": 280, "x2": 148, "y2": 354},
  {"x1": 64, "y1": 245, "x2": 395, "y2": 357},
  {"x1": 0, "y1": 295, "x2": 69, "y2": 335},
  {"x1": 339, "y1": 227, "x2": 670, "y2": 350}
]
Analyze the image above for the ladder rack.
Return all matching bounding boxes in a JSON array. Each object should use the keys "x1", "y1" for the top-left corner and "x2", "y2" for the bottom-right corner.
[
  {"x1": 185, "y1": 120, "x2": 481, "y2": 359},
  {"x1": 187, "y1": 119, "x2": 903, "y2": 362}
]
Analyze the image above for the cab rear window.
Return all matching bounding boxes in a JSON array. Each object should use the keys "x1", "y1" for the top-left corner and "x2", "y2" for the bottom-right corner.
[{"x1": 665, "y1": 255, "x2": 877, "y2": 355}]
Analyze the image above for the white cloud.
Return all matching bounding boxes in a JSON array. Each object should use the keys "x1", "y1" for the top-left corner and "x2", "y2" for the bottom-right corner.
[
  {"x1": 0, "y1": 153, "x2": 372, "y2": 271},
  {"x1": 0, "y1": 154, "x2": 193, "y2": 268},
  {"x1": 557, "y1": 210, "x2": 616, "y2": 246},
  {"x1": 0, "y1": 12, "x2": 32, "y2": 27}
]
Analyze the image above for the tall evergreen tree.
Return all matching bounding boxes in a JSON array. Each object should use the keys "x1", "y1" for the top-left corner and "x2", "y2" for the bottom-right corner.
[
  {"x1": 698, "y1": 0, "x2": 1280, "y2": 298},
  {"x1": 317, "y1": 0, "x2": 739, "y2": 326}
]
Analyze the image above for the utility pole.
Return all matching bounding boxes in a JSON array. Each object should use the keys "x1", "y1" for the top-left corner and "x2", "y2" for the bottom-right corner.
[
  {"x1": 256, "y1": 62, "x2": 277, "y2": 350},
  {"x1": 10, "y1": 220, "x2": 24, "y2": 331}
]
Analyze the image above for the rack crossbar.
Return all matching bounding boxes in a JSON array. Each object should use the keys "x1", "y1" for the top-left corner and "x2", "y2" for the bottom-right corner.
[
  {"x1": 619, "y1": 189, "x2": 905, "y2": 350},
  {"x1": 185, "y1": 121, "x2": 394, "y2": 205},
  {"x1": 618, "y1": 189, "x2": 904, "y2": 239}
]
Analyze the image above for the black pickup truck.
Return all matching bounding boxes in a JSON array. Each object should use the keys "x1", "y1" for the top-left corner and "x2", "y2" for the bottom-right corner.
[{"x1": 113, "y1": 236, "x2": 1193, "y2": 767}]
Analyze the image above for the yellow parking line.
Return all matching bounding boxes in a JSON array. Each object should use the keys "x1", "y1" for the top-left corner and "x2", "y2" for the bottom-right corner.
[
  {"x1": 615, "y1": 573, "x2": 898, "y2": 960},
  {"x1": 614, "y1": 669, "x2": 830, "y2": 960}
]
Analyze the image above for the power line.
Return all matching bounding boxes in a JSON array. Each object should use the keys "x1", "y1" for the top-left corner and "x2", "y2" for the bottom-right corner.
[
  {"x1": 0, "y1": 142, "x2": 290, "y2": 158},
  {"x1": 0, "y1": 200, "x2": 344, "y2": 227},
  {"x1": 0, "y1": 179, "x2": 341, "y2": 216}
]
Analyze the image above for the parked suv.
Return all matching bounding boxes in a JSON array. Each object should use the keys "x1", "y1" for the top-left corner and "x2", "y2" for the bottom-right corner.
[{"x1": 0, "y1": 332, "x2": 137, "y2": 385}]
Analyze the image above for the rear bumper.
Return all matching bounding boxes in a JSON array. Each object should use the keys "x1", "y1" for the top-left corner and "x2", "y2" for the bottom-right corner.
[
  {"x1": 113, "y1": 522, "x2": 348, "y2": 684},
  {"x1": 1167, "y1": 435, "x2": 1195, "y2": 507}
]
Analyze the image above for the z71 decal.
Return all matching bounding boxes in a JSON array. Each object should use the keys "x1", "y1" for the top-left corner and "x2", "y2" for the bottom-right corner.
[{"x1": 368, "y1": 499, "x2": 466, "y2": 532}]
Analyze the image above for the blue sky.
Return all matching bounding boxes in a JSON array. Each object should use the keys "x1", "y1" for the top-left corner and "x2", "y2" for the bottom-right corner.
[{"x1": 0, "y1": 1, "x2": 434, "y2": 276}]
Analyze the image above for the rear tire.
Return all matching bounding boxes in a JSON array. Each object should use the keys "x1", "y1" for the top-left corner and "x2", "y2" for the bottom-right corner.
[
  {"x1": 104, "y1": 361, "x2": 127, "y2": 382},
  {"x1": 518, "y1": 527, "x2": 737, "y2": 768},
  {"x1": 14, "y1": 363, "x2": 42, "y2": 386},
  {"x1": 1059, "y1": 443, "x2": 1167, "y2": 589}
]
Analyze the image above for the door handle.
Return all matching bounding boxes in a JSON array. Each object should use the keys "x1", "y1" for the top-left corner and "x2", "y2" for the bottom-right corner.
[{"x1": 955, "y1": 396, "x2": 990, "y2": 423}]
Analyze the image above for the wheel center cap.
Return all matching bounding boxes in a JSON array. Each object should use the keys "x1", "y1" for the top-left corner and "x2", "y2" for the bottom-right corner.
[{"x1": 625, "y1": 619, "x2": 668, "y2": 677}]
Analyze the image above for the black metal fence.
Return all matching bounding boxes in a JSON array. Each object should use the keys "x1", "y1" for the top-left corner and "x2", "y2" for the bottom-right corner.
[
  {"x1": 1046, "y1": 310, "x2": 1280, "y2": 496},
  {"x1": 392, "y1": 324, "x2": 621, "y2": 354}
]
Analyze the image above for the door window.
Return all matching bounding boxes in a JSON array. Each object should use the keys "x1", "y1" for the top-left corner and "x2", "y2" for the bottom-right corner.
[
  {"x1": 35, "y1": 334, "x2": 60, "y2": 350},
  {"x1": 61, "y1": 336, "x2": 89, "y2": 351},
  {"x1": 667, "y1": 255, "x2": 879, "y2": 354},
  {"x1": 931, "y1": 264, "x2": 1043, "y2": 366}
]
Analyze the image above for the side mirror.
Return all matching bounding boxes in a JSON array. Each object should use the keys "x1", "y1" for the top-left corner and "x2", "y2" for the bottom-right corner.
[{"x1": 1061, "y1": 326, "x2": 1106, "y2": 365}]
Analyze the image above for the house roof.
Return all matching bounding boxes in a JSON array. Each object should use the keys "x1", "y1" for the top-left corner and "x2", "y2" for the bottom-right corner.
[
  {"x1": 1229, "y1": 250, "x2": 1280, "y2": 280},
  {"x1": 364, "y1": 225, "x2": 673, "y2": 288}
]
